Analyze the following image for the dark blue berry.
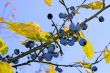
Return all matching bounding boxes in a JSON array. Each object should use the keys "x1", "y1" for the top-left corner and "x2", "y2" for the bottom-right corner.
[
  {"x1": 14, "y1": 49, "x2": 20, "y2": 55},
  {"x1": 55, "y1": 67, "x2": 63, "y2": 72},
  {"x1": 68, "y1": 39, "x2": 75, "y2": 46},
  {"x1": 76, "y1": 25, "x2": 81, "y2": 31},
  {"x1": 43, "y1": 53, "x2": 53, "y2": 61},
  {"x1": 70, "y1": 6, "x2": 75, "y2": 11},
  {"x1": 38, "y1": 56, "x2": 43, "y2": 62},
  {"x1": 47, "y1": 13, "x2": 53, "y2": 19},
  {"x1": 60, "y1": 38, "x2": 68, "y2": 46},
  {"x1": 59, "y1": 29, "x2": 65, "y2": 34},
  {"x1": 59, "y1": 13, "x2": 65, "y2": 19},
  {"x1": 13, "y1": 60, "x2": 19, "y2": 64},
  {"x1": 99, "y1": 16, "x2": 104, "y2": 22},
  {"x1": 30, "y1": 54, "x2": 37, "y2": 60},
  {"x1": 25, "y1": 41, "x2": 35, "y2": 48},
  {"x1": 92, "y1": 66, "x2": 97, "y2": 71},
  {"x1": 79, "y1": 38, "x2": 87, "y2": 46},
  {"x1": 69, "y1": 24, "x2": 76, "y2": 31},
  {"x1": 72, "y1": 36, "x2": 77, "y2": 42},
  {"x1": 48, "y1": 44, "x2": 55, "y2": 52},
  {"x1": 2, "y1": 57, "x2": 7, "y2": 61},
  {"x1": 68, "y1": 13, "x2": 73, "y2": 19},
  {"x1": 71, "y1": 11, "x2": 75, "y2": 16},
  {"x1": 81, "y1": 24, "x2": 88, "y2": 30},
  {"x1": 63, "y1": 14, "x2": 68, "y2": 19},
  {"x1": 53, "y1": 52, "x2": 59, "y2": 58},
  {"x1": 6, "y1": 55, "x2": 10, "y2": 59}
]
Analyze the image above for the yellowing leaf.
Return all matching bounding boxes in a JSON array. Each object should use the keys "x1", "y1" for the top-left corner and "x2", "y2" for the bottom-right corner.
[
  {"x1": 76, "y1": 62, "x2": 91, "y2": 68},
  {"x1": 39, "y1": 32, "x2": 53, "y2": 42},
  {"x1": 1, "y1": 21, "x2": 53, "y2": 42},
  {"x1": 0, "y1": 37, "x2": 8, "y2": 55},
  {"x1": 0, "y1": 62, "x2": 14, "y2": 73},
  {"x1": 104, "y1": 48, "x2": 110, "y2": 63},
  {"x1": 1, "y1": 47, "x2": 8, "y2": 55},
  {"x1": 82, "y1": 39, "x2": 95, "y2": 60},
  {"x1": 44, "y1": 0, "x2": 52, "y2": 7},
  {"x1": 45, "y1": 0, "x2": 52, "y2": 6},
  {"x1": 63, "y1": 26, "x2": 69, "y2": 31},
  {"x1": 49, "y1": 65, "x2": 56, "y2": 73},
  {"x1": 79, "y1": 1, "x2": 103, "y2": 10},
  {"x1": 74, "y1": 10, "x2": 79, "y2": 14}
]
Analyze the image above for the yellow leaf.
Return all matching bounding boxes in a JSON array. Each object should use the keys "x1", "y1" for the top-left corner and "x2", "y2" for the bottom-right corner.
[
  {"x1": 104, "y1": 48, "x2": 110, "y2": 63},
  {"x1": 74, "y1": 10, "x2": 79, "y2": 14},
  {"x1": 1, "y1": 21, "x2": 53, "y2": 42},
  {"x1": 0, "y1": 62, "x2": 14, "y2": 73},
  {"x1": 0, "y1": 37, "x2": 8, "y2": 55},
  {"x1": 63, "y1": 26, "x2": 69, "y2": 31},
  {"x1": 76, "y1": 61, "x2": 91, "y2": 68},
  {"x1": 49, "y1": 65, "x2": 56, "y2": 73},
  {"x1": 88, "y1": 1, "x2": 103, "y2": 10},
  {"x1": 79, "y1": 1, "x2": 103, "y2": 10},
  {"x1": 39, "y1": 32, "x2": 53, "y2": 42},
  {"x1": 44, "y1": 0, "x2": 52, "y2": 7},
  {"x1": 1, "y1": 47, "x2": 8, "y2": 55},
  {"x1": 82, "y1": 39, "x2": 95, "y2": 60}
]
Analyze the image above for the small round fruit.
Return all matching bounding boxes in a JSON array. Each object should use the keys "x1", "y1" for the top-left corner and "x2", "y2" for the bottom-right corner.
[
  {"x1": 53, "y1": 52, "x2": 59, "y2": 58},
  {"x1": 81, "y1": 24, "x2": 88, "y2": 30},
  {"x1": 14, "y1": 49, "x2": 20, "y2": 55},
  {"x1": 68, "y1": 13, "x2": 73, "y2": 19},
  {"x1": 59, "y1": 13, "x2": 65, "y2": 19},
  {"x1": 48, "y1": 44, "x2": 55, "y2": 52},
  {"x1": 43, "y1": 53, "x2": 53, "y2": 61},
  {"x1": 59, "y1": 29, "x2": 65, "y2": 34},
  {"x1": 30, "y1": 54, "x2": 37, "y2": 60},
  {"x1": 55, "y1": 67, "x2": 63, "y2": 72},
  {"x1": 60, "y1": 38, "x2": 68, "y2": 46},
  {"x1": 69, "y1": 24, "x2": 76, "y2": 31},
  {"x1": 13, "y1": 60, "x2": 19, "y2": 64},
  {"x1": 76, "y1": 25, "x2": 81, "y2": 31},
  {"x1": 98, "y1": 16, "x2": 104, "y2": 22},
  {"x1": 70, "y1": 6, "x2": 75, "y2": 11},
  {"x1": 38, "y1": 56, "x2": 43, "y2": 62},
  {"x1": 79, "y1": 38, "x2": 87, "y2": 46},
  {"x1": 47, "y1": 13, "x2": 53, "y2": 19},
  {"x1": 71, "y1": 11, "x2": 75, "y2": 16},
  {"x1": 68, "y1": 39, "x2": 74, "y2": 46},
  {"x1": 91, "y1": 66, "x2": 97, "y2": 72},
  {"x1": 25, "y1": 41, "x2": 35, "y2": 48},
  {"x1": 72, "y1": 36, "x2": 78, "y2": 42},
  {"x1": 6, "y1": 55, "x2": 10, "y2": 59}
]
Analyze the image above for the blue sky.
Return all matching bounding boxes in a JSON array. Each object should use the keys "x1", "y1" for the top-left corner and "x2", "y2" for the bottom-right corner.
[{"x1": 0, "y1": 0, "x2": 110, "y2": 73}]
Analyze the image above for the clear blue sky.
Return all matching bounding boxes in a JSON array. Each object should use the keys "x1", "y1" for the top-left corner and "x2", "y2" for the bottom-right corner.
[{"x1": 0, "y1": 0, "x2": 110, "y2": 73}]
